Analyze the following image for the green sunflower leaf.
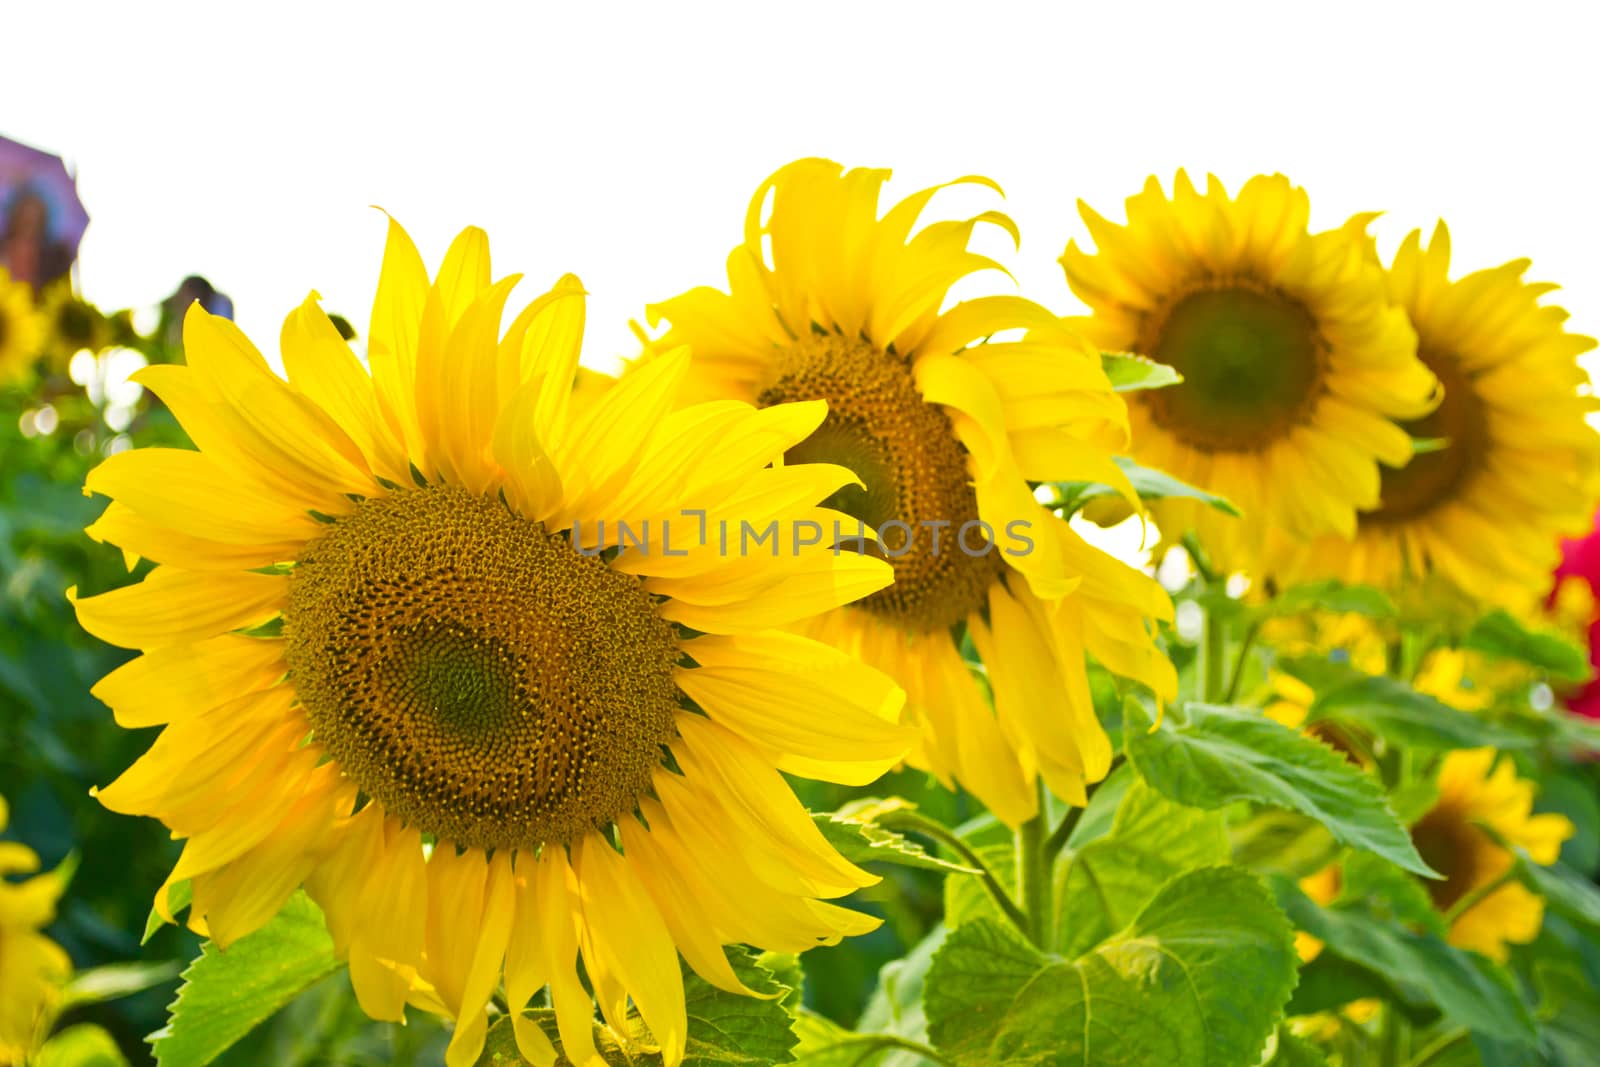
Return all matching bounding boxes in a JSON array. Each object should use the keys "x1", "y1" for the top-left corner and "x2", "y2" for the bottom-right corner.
[
  {"x1": 1049, "y1": 456, "x2": 1239, "y2": 518},
  {"x1": 477, "y1": 945, "x2": 797, "y2": 1066},
  {"x1": 1269, "y1": 580, "x2": 1395, "y2": 618},
  {"x1": 1102, "y1": 351, "x2": 1182, "y2": 391},
  {"x1": 35, "y1": 1023, "x2": 131, "y2": 1067},
  {"x1": 924, "y1": 866, "x2": 1297, "y2": 1066},
  {"x1": 790, "y1": 1011, "x2": 945, "y2": 1067},
  {"x1": 1123, "y1": 699, "x2": 1436, "y2": 877},
  {"x1": 1264, "y1": 1028, "x2": 1330, "y2": 1067},
  {"x1": 1462, "y1": 609, "x2": 1591, "y2": 682},
  {"x1": 1517, "y1": 858, "x2": 1600, "y2": 933},
  {"x1": 151, "y1": 891, "x2": 340, "y2": 1067},
  {"x1": 141, "y1": 881, "x2": 193, "y2": 946},
  {"x1": 62, "y1": 961, "x2": 182, "y2": 1009},
  {"x1": 1282, "y1": 658, "x2": 1533, "y2": 750},
  {"x1": 814, "y1": 798, "x2": 981, "y2": 875},
  {"x1": 1270, "y1": 876, "x2": 1537, "y2": 1045},
  {"x1": 1054, "y1": 778, "x2": 1230, "y2": 957}
]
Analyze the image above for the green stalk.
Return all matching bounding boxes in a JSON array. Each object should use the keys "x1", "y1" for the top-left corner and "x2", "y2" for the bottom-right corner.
[
  {"x1": 878, "y1": 810, "x2": 1033, "y2": 944},
  {"x1": 1443, "y1": 867, "x2": 1518, "y2": 925},
  {"x1": 1015, "y1": 803, "x2": 1050, "y2": 949},
  {"x1": 1377, "y1": 1001, "x2": 1410, "y2": 1067},
  {"x1": 1203, "y1": 604, "x2": 1227, "y2": 704},
  {"x1": 1223, "y1": 620, "x2": 1261, "y2": 704}
]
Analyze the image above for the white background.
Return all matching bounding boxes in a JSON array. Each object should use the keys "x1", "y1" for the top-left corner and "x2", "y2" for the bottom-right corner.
[{"x1": 5, "y1": 0, "x2": 1596, "y2": 378}]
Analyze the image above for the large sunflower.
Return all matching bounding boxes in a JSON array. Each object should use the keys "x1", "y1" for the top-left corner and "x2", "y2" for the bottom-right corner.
[
  {"x1": 0, "y1": 795, "x2": 71, "y2": 1066},
  {"x1": 1061, "y1": 172, "x2": 1439, "y2": 572},
  {"x1": 1410, "y1": 748, "x2": 1572, "y2": 961},
  {"x1": 0, "y1": 269, "x2": 43, "y2": 384},
  {"x1": 644, "y1": 158, "x2": 1175, "y2": 826},
  {"x1": 73, "y1": 219, "x2": 914, "y2": 1067},
  {"x1": 1282, "y1": 225, "x2": 1600, "y2": 607}
]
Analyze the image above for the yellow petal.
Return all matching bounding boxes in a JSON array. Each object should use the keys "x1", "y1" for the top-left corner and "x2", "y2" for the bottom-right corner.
[
  {"x1": 281, "y1": 292, "x2": 410, "y2": 484},
  {"x1": 91, "y1": 635, "x2": 285, "y2": 729},
  {"x1": 445, "y1": 850, "x2": 517, "y2": 1067},
  {"x1": 677, "y1": 633, "x2": 910, "y2": 784},
  {"x1": 70, "y1": 568, "x2": 286, "y2": 650},
  {"x1": 366, "y1": 215, "x2": 430, "y2": 464},
  {"x1": 574, "y1": 835, "x2": 687, "y2": 1067}
]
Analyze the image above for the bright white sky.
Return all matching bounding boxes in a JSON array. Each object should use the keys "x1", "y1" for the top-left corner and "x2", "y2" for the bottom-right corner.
[{"x1": 7, "y1": 0, "x2": 1597, "y2": 378}]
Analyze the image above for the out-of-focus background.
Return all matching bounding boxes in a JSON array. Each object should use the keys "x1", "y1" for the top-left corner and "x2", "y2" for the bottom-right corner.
[{"x1": 5, "y1": 1, "x2": 1596, "y2": 372}]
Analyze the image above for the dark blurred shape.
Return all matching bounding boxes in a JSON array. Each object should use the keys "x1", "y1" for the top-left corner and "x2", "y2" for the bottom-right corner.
[
  {"x1": 158, "y1": 275, "x2": 233, "y2": 349},
  {"x1": 327, "y1": 313, "x2": 356, "y2": 341},
  {"x1": 0, "y1": 135, "x2": 89, "y2": 292}
]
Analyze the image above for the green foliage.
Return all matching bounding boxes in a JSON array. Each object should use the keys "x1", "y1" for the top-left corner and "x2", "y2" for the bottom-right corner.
[
  {"x1": 1101, "y1": 352, "x2": 1182, "y2": 392},
  {"x1": 1517, "y1": 858, "x2": 1600, "y2": 933},
  {"x1": 1270, "y1": 877, "x2": 1536, "y2": 1045},
  {"x1": 143, "y1": 882, "x2": 192, "y2": 946},
  {"x1": 924, "y1": 867, "x2": 1297, "y2": 1066},
  {"x1": 1262, "y1": 1028, "x2": 1329, "y2": 1067},
  {"x1": 815, "y1": 799, "x2": 981, "y2": 875},
  {"x1": 1268, "y1": 581, "x2": 1396, "y2": 619},
  {"x1": 1463, "y1": 610, "x2": 1590, "y2": 682},
  {"x1": 35, "y1": 1024, "x2": 132, "y2": 1067},
  {"x1": 1053, "y1": 778, "x2": 1230, "y2": 956},
  {"x1": 62, "y1": 962, "x2": 183, "y2": 1009},
  {"x1": 1123, "y1": 700, "x2": 1435, "y2": 876},
  {"x1": 1053, "y1": 456, "x2": 1240, "y2": 517},
  {"x1": 1283, "y1": 659, "x2": 1531, "y2": 750},
  {"x1": 476, "y1": 946, "x2": 796, "y2": 1066},
  {"x1": 150, "y1": 892, "x2": 341, "y2": 1067}
]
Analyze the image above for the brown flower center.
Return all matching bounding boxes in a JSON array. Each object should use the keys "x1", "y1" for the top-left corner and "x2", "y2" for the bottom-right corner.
[
  {"x1": 1367, "y1": 350, "x2": 1484, "y2": 524},
  {"x1": 757, "y1": 334, "x2": 1003, "y2": 634},
  {"x1": 1139, "y1": 282, "x2": 1327, "y2": 452},
  {"x1": 1410, "y1": 804, "x2": 1485, "y2": 912},
  {"x1": 285, "y1": 486, "x2": 680, "y2": 851}
]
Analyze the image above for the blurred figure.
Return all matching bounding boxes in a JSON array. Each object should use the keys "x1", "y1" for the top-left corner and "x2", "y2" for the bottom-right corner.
[
  {"x1": 0, "y1": 135, "x2": 90, "y2": 292},
  {"x1": 0, "y1": 188, "x2": 73, "y2": 291},
  {"x1": 158, "y1": 274, "x2": 233, "y2": 350}
]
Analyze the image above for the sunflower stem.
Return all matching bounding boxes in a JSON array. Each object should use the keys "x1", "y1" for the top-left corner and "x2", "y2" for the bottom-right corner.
[
  {"x1": 1377, "y1": 1000, "x2": 1410, "y2": 1066},
  {"x1": 841, "y1": 1035, "x2": 957, "y2": 1066},
  {"x1": 1202, "y1": 603, "x2": 1228, "y2": 704},
  {"x1": 1042, "y1": 800, "x2": 1084, "y2": 864},
  {"x1": 1442, "y1": 865, "x2": 1518, "y2": 925},
  {"x1": 1223, "y1": 619, "x2": 1262, "y2": 704},
  {"x1": 1405, "y1": 1028, "x2": 1470, "y2": 1067},
  {"x1": 879, "y1": 810, "x2": 1033, "y2": 943},
  {"x1": 1015, "y1": 783, "x2": 1051, "y2": 949}
]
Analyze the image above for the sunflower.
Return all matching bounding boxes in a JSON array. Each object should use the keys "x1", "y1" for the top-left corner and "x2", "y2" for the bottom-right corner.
[
  {"x1": 1061, "y1": 172, "x2": 1439, "y2": 573},
  {"x1": 1409, "y1": 748, "x2": 1572, "y2": 961},
  {"x1": 0, "y1": 269, "x2": 44, "y2": 384},
  {"x1": 74, "y1": 219, "x2": 914, "y2": 1067},
  {"x1": 0, "y1": 795, "x2": 71, "y2": 1066},
  {"x1": 39, "y1": 280, "x2": 110, "y2": 367},
  {"x1": 1283, "y1": 226, "x2": 1600, "y2": 607},
  {"x1": 643, "y1": 158, "x2": 1175, "y2": 826}
]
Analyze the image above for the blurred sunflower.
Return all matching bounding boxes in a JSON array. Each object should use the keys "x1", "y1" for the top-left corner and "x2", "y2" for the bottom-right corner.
[
  {"x1": 38, "y1": 280, "x2": 110, "y2": 367},
  {"x1": 1285, "y1": 226, "x2": 1600, "y2": 607},
  {"x1": 0, "y1": 796, "x2": 71, "y2": 1066},
  {"x1": 1061, "y1": 172, "x2": 1438, "y2": 572},
  {"x1": 0, "y1": 268, "x2": 44, "y2": 383},
  {"x1": 74, "y1": 219, "x2": 913, "y2": 1067},
  {"x1": 1410, "y1": 748, "x2": 1572, "y2": 961},
  {"x1": 644, "y1": 158, "x2": 1175, "y2": 826}
]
